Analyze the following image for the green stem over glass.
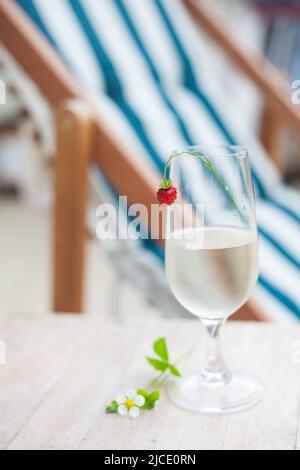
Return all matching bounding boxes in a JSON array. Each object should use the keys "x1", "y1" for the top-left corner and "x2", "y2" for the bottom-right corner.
[{"x1": 162, "y1": 150, "x2": 245, "y2": 223}]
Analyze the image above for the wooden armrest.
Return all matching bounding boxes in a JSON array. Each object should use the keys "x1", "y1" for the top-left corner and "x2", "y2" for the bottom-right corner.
[
  {"x1": 54, "y1": 99, "x2": 94, "y2": 313},
  {"x1": 183, "y1": 0, "x2": 300, "y2": 142}
]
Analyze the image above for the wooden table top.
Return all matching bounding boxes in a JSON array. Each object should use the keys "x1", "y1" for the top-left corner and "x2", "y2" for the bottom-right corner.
[{"x1": 0, "y1": 311, "x2": 300, "y2": 450}]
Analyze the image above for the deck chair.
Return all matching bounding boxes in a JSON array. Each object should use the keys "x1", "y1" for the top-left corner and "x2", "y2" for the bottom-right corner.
[{"x1": 1, "y1": 0, "x2": 300, "y2": 321}]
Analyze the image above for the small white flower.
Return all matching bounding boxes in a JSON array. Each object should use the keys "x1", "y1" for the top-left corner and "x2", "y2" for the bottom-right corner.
[{"x1": 116, "y1": 388, "x2": 145, "y2": 418}]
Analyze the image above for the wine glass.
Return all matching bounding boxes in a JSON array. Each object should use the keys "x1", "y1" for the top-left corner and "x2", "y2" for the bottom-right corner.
[{"x1": 165, "y1": 145, "x2": 263, "y2": 413}]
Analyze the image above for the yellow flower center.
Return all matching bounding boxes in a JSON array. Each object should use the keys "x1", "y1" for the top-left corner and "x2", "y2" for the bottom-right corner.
[{"x1": 125, "y1": 399, "x2": 135, "y2": 409}]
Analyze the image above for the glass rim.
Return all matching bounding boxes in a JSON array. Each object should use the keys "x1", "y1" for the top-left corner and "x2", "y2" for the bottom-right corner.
[{"x1": 173, "y1": 145, "x2": 248, "y2": 159}]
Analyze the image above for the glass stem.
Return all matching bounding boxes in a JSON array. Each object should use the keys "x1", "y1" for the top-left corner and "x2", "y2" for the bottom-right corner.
[{"x1": 201, "y1": 319, "x2": 231, "y2": 384}]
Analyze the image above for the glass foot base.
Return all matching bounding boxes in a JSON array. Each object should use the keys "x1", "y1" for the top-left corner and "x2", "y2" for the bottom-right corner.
[{"x1": 168, "y1": 369, "x2": 263, "y2": 414}]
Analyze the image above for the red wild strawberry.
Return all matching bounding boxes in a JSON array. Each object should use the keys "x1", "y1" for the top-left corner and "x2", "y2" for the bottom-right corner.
[
  {"x1": 156, "y1": 184, "x2": 177, "y2": 205},
  {"x1": 157, "y1": 152, "x2": 180, "y2": 205}
]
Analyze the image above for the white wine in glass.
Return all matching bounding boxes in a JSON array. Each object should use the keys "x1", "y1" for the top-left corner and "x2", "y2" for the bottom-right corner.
[
  {"x1": 165, "y1": 145, "x2": 263, "y2": 413},
  {"x1": 166, "y1": 227, "x2": 258, "y2": 320}
]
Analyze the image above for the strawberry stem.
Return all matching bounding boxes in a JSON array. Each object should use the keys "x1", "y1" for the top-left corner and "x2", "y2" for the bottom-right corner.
[{"x1": 162, "y1": 150, "x2": 245, "y2": 223}]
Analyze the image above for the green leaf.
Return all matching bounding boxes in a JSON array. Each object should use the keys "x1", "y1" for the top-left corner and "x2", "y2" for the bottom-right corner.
[
  {"x1": 169, "y1": 364, "x2": 181, "y2": 377},
  {"x1": 146, "y1": 357, "x2": 169, "y2": 372},
  {"x1": 143, "y1": 390, "x2": 161, "y2": 410},
  {"x1": 137, "y1": 389, "x2": 149, "y2": 400},
  {"x1": 105, "y1": 400, "x2": 118, "y2": 413},
  {"x1": 143, "y1": 401, "x2": 154, "y2": 410},
  {"x1": 137, "y1": 389, "x2": 160, "y2": 410},
  {"x1": 149, "y1": 390, "x2": 160, "y2": 402},
  {"x1": 153, "y1": 337, "x2": 169, "y2": 361}
]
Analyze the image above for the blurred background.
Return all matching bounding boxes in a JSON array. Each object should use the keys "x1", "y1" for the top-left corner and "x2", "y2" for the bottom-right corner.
[{"x1": 0, "y1": 0, "x2": 300, "y2": 322}]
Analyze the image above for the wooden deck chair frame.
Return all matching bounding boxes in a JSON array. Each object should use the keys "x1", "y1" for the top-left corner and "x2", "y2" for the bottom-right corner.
[{"x1": 1, "y1": 0, "x2": 299, "y2": 320}]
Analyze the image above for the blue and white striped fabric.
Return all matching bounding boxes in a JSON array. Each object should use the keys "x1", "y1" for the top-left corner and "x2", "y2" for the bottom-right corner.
[{"x1": 16, "y1": 0, "x2": 300, "y2": 321}]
